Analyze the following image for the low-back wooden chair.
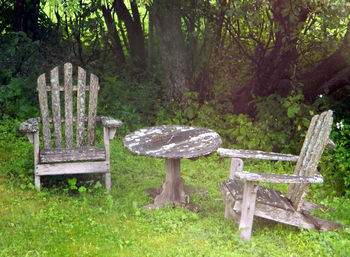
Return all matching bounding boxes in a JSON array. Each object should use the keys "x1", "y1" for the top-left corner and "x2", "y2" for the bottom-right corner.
[
  {"x1": 218, "y1": 110, "x2": 341, "y2": 241},
  {"x1": 19, "y1": 63, "x2": 123, "y2": 190}
]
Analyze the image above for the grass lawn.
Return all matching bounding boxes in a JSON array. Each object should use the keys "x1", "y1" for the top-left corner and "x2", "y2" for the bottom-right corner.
[{"x1": 1, "y1": 139, "x2": 350, "y2": 256}]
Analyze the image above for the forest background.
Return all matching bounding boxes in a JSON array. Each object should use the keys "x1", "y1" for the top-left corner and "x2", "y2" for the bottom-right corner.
[{"x1": 2, "y1": 0, "x2": 349, "y2": 194}]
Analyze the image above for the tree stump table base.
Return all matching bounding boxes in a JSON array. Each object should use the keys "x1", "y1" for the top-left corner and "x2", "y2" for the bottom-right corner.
[{"x1": 123, "y1": 125, "x2": 222, "y2": 211}]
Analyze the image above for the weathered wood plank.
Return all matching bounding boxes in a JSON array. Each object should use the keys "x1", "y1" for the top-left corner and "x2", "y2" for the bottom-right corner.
[
  {"x1": 105, "y1": 172, "x2": 111, "y2": 191},
  {"x1": 36, "y1": 161, "x2": 109, "y2": 175},
  {"x1": 233, "y1": 201, "x2": 341, "y2": 231},
  {"x1": 217, "y1": 148, "x2": 299, "y2": 162},
  {"x1": 64, "y1": 63, "x2": 73, "y2": 148},
  {"x1": 326, "y1": 139, "x2": 336, "y2": 148},
  {"x1": 39, "y1": 147, "x2": 106, "y2": 163},
  {"x1": 103, "y1": 127, "x2": 110, "y2": 161},
  {"x1": 108, "y1": 128, "x2": 117, "y2": 140},
  {"x1": 239, "y1": 181, "x2": 258, "y2": 241},
  {"x1": 234, "y1": 171, "x2": 324, "y2": 184},
  {"x1": 124, "y1": 125, "x2": 222, "y2": 159},
  {"x1": 300, "y1": 112, "x2": 326, "y2": 177},
  {"x1": 44, "y1": 85, "x2": 96, "y2": 91},
  {"x1": 33, "y1": 131, "x2": 40, "y2": 190},
  {"x1": 287, "y1": 111, "x2": 333, "y2": 210},
  {"x1": 87, "y1": 73, "x2": 99, "y2": 146},
  {"x1": 19, "y1": 118, "x2": 39, "y2": 133},
  {"x1": 293, "y1": 113, "x2": 319, "y2": 177},
  {"x1": 101, "y1": 116, "x2": 123, "y2": 128},
  {"x1": 229, "y1": 158, "x2": 243, "y2": 179},
  {"x1": 153, "y1": 159, "x2": 189, "y2": 208},
  {"x1": 76, "y1": 67, "x2": 86, "y2": 147},
  {"x1": 37, "y1": 73, "x2": 51, "y2": 149},
  {"x1": 221, "y1": 179, "x2": 294, "y2": 211},
  {"x1": 51, "y1": 66, "x2": 62, "y2": 148}
]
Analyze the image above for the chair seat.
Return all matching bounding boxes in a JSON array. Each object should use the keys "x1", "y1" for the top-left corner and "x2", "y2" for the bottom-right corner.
[
  {"x1": 222, "y1": 179, "x2": 294, "y2": 212},
  {"x1": 39, "y1": 147, "x2": 106, "y2": 164}
]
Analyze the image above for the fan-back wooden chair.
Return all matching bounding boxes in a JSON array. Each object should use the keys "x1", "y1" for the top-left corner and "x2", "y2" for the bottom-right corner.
[
  {"x1": 218, "y1": 110, "x2": 341, "y2": 241},
  {"x1": 19, "y1": 63, "x2": 123, "y2": 190}
]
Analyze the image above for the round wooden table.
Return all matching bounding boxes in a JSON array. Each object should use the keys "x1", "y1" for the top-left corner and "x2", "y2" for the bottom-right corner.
[{"x1": 123, "y1": 125, "x2": 222, "y2": 209}]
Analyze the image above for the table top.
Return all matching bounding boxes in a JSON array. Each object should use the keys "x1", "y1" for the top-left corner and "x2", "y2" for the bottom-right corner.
[{"x1": 123, "y1": 125, "x2": 222, "y2": 159}]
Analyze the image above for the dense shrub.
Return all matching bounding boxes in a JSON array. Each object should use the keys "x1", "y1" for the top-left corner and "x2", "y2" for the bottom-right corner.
[
  {"x1": 0, "y1": 117, "x2": 33, "y2": 187},
  {"x1": 155, "y1": 91, "x2": 312, "y2": 153},
  {"x1": 320, "y1": 121, "x2": 350, "y2": 196},
  {"x1": 0, "y1": 32, "x2": 40, "y2": 119},
  {"x1": 98, "y1": 70, "x2": 167, "y2": 134}
]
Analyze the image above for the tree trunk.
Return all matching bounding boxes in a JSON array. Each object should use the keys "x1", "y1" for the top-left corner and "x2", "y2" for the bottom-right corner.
[
  {"x1": 13, "y1": 0, "x2": 40, "y2": 39},
  {"x1": 153, "y1": 0, "x2": 190, "y2": 100},
  {"x1": 147, "y1": 6, "x2": 154, "y2": 70},
  {"x1": 113, "y1": 0, "x2": 145, "y2": 67},
  {"x1": 101, "y1": 5, "x2": 126, "y2": 65},
  {"x1": 14, "y1": 0, "x2": 24, "y2": 32}
]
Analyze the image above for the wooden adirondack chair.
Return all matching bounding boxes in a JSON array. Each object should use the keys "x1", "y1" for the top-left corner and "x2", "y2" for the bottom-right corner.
[
  {"x1": 218, "y1": 110, "x2": 341, "y2": 241},
  {"x1": 19, "y1": 63, "x2": 123, "y2": 190}
]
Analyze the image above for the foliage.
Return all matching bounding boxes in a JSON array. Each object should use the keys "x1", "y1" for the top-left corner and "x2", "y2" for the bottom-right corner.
[
  {"x1": 254, "y1": 90, "x2": 314, "y2": 154},
  {"x1": 155, "y1": 91, "x2": 312, "y2": 153},
  {"x1": 319, "y1": 121, "x2": 350, "y2": 196},
  {"x1": 0, "y1": 117, "x2": 34, "y2": 187},
  {"x1": 0, "y1": 32, "x2": 39, "y2": 119},
  {"x1": 99, "y1": 70, "x2": 167, "y2": 134}
]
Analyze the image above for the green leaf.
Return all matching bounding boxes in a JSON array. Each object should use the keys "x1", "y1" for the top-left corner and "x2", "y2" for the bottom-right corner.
[{"x1": 78, "y1": 186, "x2": 87, "y2": 193}]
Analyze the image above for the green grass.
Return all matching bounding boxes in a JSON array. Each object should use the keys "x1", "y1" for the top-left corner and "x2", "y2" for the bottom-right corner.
[{"x1": 1, "y1": 139, "x2": 350, "y2": 256}]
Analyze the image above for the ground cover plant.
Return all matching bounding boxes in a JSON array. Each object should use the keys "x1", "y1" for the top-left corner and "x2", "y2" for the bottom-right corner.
[{"x1": 0, "y1": 122, "x2": 349, "y2": 256}]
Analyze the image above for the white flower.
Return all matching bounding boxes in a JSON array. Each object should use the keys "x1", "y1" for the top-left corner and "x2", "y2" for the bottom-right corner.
[
  {"x1": 336, "y1": 122, "x2": 344, "y2": 130},
  {"x1": 319, "y1": 94, "x2": 323, "y2": 98}
]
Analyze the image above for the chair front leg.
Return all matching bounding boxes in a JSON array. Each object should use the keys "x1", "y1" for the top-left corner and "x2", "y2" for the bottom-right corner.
[
  {"x1": 103, "y1": 127, "x2": 112, "y2": 191},
  {"x1": 239, "y1": 181, "x2": 258, "y2": 241},
  {"x1": 31, "y1": 131, "x2": 40, "y2": 190}
]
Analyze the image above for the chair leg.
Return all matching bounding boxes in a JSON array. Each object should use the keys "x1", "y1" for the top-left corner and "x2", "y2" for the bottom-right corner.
[
  {"x1": 225, "y1": 202, "x2": 240, "y2": 222},
  {"x1": 105, "y1": 172, "x2": 111, "y2": 191},
  {"x1": 35, "y1": 175, "x2": 41, "y2": 190},
  {"x1": 239, "y1": 181, "x2": 258, "y2": 241}
]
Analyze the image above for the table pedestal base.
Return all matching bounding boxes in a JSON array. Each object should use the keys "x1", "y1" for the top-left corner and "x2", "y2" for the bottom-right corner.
[
  {"x1": 143, "y1": 159, "x2": 208, "y2": 212},
  {"x1": 153, "y1": 159, "x2": 188, "y2": 207}
]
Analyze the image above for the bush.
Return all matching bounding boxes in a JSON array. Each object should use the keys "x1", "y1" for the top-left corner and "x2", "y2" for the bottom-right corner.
[
  {"x1": 155, "y1": 91, "x2": 311, "y2": 153},
  {"x1": 254, "y1": 90, "x2": 314, "y2": 154},
  {"x1": 320, "y1": 121, "x2": 350, "y2": 196},
  {"x1": 0, "y1": 32, "x2": 40, "y2": 119},
  {"x1": 0, "y1": 117, "x2": 34, "y2": 187},
  {"x1": 99, "y1": 70, "x2": 167, "y2": 134}
]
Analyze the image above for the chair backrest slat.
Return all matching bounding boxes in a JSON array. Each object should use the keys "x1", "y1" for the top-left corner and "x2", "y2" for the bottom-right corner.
[
  {"x1": 64, "y1": 63, "x2": 73, "y2": 148},
  {"x1": 37, "y1": 73, "x2": 51, "y2": 149},
  {"x1": 76, "y1": 67, "x2": 86, "y2": 147},
  {"x1": 87, "y1": 73, "x2": 99, "y2": 146},
  {"x1": 50, "y1": 67, "x2": 62, "y2": 148},
  {"x1": 293, "y1": 114, "x2": 319, "y2": 176},
  {"x1": 37, "y1": 63, "x2": 100, "y2": 149},
  {"x1": 287, "y1": 110, "x2": 333, "y2": 211}
]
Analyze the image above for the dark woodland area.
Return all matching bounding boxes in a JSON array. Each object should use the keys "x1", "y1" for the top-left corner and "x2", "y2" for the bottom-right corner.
[{"x1": 1, "y1": 0, "x2": 350, "y2": 193}]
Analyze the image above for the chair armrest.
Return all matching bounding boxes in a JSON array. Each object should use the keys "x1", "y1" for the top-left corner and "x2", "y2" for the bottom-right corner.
[
  {"x1": 19, "y1": 118, "x2": 39, "y2": 133},
  {"x1": 99, "y1": 117, "x2": 123, "y2": 140},
  {"x1": 99, "y1": 116, "x2": 123, "y2": 128},
  {"x1": 326, "y1": 139, "x2": 336, "y2": 149},
  {"x1": 217, "y1": 148, "x2": 299, "y2": 162},
  {"x1": 234, "y1": 171, "x2": 323, "y2": 184}
]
